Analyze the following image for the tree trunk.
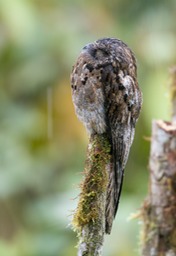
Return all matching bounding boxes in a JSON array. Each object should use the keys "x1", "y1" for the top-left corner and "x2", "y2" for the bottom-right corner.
[{"x1": 141, "y1": 67, "x2": 176, "y2": 256}]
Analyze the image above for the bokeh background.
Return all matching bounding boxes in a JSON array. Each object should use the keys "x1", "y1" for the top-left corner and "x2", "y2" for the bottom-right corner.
[{"x1": 0, "y1": 0, "x2": 176, "y2": 255}]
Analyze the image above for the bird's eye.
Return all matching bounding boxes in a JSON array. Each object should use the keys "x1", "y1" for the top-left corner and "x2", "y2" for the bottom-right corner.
[{"x1": 88, "y1": 48, "x2": 97, "y2": 58}]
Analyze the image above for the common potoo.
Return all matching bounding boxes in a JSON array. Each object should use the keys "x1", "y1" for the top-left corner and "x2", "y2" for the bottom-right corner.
[{"x1": 71, "y1": 38, "x2": 142, "y2": 234}]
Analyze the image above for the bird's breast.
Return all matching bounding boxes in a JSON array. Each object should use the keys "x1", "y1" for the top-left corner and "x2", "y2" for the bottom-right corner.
[{"x1": 72, "y1": 78, "x2": 107, "y2": 135}]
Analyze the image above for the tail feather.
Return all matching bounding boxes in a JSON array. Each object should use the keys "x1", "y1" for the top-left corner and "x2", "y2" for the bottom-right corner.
[
  {"x1": 105, "y1": 146, "x2": 124, "y2": 234},
  {"x1": 105, "y1": 124, "x2": 133, "y2": 234}
]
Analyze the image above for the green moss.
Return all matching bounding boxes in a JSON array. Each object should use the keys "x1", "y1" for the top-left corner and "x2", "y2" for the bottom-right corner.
[{"x1": 72, "y1": 134, "x2": 111, "y2": 231}]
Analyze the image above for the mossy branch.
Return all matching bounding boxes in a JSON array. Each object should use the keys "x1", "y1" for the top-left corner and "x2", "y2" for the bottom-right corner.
[{"x1": 72, "y1": 134, "x2": 111, "y2": 256}]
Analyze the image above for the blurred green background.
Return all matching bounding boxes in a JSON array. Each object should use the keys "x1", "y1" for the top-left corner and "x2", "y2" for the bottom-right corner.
[{"x1": 0, "y1": 0, "x2": 175, "y2": 255}]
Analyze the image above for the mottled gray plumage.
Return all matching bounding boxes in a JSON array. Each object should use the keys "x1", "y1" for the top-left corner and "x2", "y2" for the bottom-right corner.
[{"x1": 71, "y1": 38, "x2": 142, "y2": 234}]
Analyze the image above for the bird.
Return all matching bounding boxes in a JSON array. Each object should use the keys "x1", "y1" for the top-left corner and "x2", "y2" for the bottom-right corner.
[{"x1": 70, "y1": 38, "x2": 142, "y2": 234}]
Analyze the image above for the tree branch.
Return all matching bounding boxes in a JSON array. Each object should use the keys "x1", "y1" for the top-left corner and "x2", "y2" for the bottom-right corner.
[{"x1": 72, "y1": 134, "x2": 111, "y2": 256}]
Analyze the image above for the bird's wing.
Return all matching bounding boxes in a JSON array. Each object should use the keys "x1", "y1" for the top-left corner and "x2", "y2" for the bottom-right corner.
[{"x1": 105, "y1": 71, "x2": 141, "y2": 234}]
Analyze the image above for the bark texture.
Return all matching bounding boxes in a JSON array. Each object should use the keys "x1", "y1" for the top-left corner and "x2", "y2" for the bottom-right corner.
[
  {"x1": 142, "y1": 120, "x2": 176, "y2": 256},
  {"x1": 141, "y1": 66, "x2": 176, "y2": 256}
]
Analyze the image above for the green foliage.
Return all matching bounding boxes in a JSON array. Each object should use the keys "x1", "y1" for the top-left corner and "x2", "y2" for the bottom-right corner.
[{"x1": 0, "y1": 0, "x2": 175, "y2": 255}]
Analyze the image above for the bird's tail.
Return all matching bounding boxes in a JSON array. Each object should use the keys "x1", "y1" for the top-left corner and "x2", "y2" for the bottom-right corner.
[{"x1": 105, "y1": 145, "x2": 124, "y2": 234}]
